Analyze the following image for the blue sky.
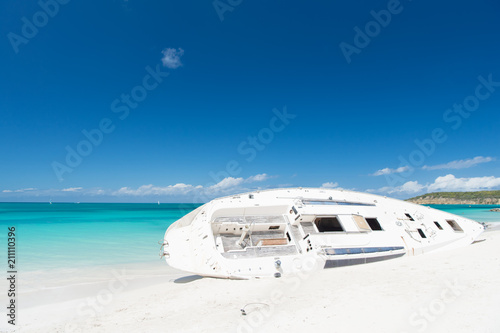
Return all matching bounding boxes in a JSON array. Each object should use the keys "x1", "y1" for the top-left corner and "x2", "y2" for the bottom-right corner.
[{"x1": 1, "y1": 0, "x2": 499, "y2": 202}]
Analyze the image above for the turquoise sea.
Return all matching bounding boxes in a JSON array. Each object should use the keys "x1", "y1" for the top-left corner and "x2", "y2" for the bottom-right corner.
[
  {"x1": 0, "y1": 203, "x2": 201, "y2": 272},
  {"x1": 0, "y1": 202, "x2": 498, "y2": 272},
  {"x1": 426, "y1": 204, "x2": 500, "y2": 223}
]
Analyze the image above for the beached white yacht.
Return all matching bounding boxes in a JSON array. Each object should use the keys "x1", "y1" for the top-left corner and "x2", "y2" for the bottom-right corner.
[{"x1": 162, "y1": 188, "x2": 484, "y2": 279}]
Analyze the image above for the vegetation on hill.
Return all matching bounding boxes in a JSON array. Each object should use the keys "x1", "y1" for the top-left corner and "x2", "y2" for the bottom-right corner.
[
  {"x1": 406, "y1": 191, "x2": 500, "y2": 204},
  {"x1": 409, "y1": 191, "x2": 500, "y2": 200}
]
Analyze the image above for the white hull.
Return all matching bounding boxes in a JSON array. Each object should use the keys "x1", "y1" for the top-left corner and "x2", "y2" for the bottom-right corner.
[{"x1": 162, "y1": 188, "x2": 484, "y2": 278}]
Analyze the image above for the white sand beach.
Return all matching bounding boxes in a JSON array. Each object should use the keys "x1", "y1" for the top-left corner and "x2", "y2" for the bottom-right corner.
[{"x1": 16, "y1": 227, "x2": 500, "y2": 333}]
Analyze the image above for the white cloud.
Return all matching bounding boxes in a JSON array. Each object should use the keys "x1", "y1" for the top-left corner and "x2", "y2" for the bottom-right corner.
[
  {"x1": 321, "y1": 182, "x2": 339, "y2": 188},
  {"x1": 372, "y1": 166, "x2": 410, "y2": 176},
  {"x1": 373, "y1": 174, "x2": 500, "y2": 195},
  {"x1": 427, "y1": 174, "x2": 500, "y2": 192},
  {"x1": 375, "y1": 181, "x2": 425, "y2": 194},
  {"x1": 62, "y1": 187, "x2": 83, "y2": 192},
  {"x1": 209, "y1": 177, "x2": 245, "y2": 190},
  {"x1": 161, "y1": 48, "x2": 184, "y2": 69},
  {"x1": 422, "y1": 156, "x2": 494, "y2": 170}
]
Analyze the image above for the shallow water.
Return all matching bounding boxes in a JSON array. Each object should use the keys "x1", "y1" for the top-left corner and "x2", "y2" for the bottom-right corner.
[
  {"x1": 427, "y1": 204, "x2": 500, "y2": 223},
  {"x1": 0, "y1": 202, "x2": 201, "y2": 271}
]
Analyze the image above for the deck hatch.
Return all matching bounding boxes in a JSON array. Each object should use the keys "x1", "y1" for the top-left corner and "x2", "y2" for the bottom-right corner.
[
  {"x1": 314, "y1": 217, "x2": 344, "y2": 232},
  {"x1": 434, "y1": 221, "x2": 443, "y2": 230},
  {"x1": 405, "y1": 213, "x2": 415, "y2": 221},
  {"x1": 366, "y1": 218, "x2": 383, "y2": 231},
  {"x1": 352, "y1": 215, "x2": 371, "y2": 232},
  {"x1": 446, "y1": 219, "x2": 464, "y2": 232},
  {"x1": 417, "y1": 229, "x2": 427, "y2": 238}
]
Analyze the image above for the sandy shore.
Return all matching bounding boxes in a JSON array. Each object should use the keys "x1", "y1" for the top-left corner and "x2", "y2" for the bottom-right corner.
[{"x1": 13, "y1": 227, "x2": 500, "y2": 333}]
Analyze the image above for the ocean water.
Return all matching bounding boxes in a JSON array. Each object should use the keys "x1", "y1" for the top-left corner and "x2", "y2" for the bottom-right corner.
[
  {"x1": 0, "y1": 203, "x2": 201, "y2": 272},
  {"x1": 427, "y1": 204, "x2": 500, "y2": 223},
  {"x1": 0, "y1": 202, "x2": 498, "y2": 272}
]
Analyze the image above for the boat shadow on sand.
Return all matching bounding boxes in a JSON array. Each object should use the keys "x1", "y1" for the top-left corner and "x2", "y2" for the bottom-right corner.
[{"x1": 173, "y1": 275, "x2": 204, "y2": 284}]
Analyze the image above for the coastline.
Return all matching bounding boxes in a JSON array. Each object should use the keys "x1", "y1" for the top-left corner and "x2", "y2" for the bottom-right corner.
[
  {"x1": 408, "y1": 199, "x2": 500, "y2": 205},
  {"x1": 16, "y1": 227, "x2": 500, "y2": 333}
]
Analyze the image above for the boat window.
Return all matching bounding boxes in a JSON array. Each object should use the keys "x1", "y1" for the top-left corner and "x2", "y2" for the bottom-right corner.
[
  {"x1": 314, "y1": 217, "x2": 344, "y2": 232},
  {"x1": 405, "y1": 213, "x2": 415, "y2": 221},
  {"x1": 434, "y1": 221, "x2": 443, "y2": 230},
  {"x1": 417, "y1": 229, "x2": 427, "y2": 238},
  {"x1": 366, "y1": 218, "x2": 383, "y2": 231},
  {"x1": 446, "y1": 220, "x2": 464, "y2": 232},
  {"x1": 352, "y1": 215, "x2": 371, "y2": 232}
]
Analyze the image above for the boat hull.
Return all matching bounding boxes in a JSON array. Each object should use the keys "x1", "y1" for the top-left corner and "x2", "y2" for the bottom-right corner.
[{"x1": 163, "y1": 188, "x2": 484, "y2": 278}]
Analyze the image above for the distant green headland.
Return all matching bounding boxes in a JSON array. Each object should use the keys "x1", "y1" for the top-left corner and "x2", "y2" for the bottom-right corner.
[{"x1": 406, "y1": 191, "x2": 500, "y2": 205}]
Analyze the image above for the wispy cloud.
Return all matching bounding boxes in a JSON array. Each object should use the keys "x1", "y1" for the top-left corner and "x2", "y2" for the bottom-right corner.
[
  {"x1": 113, "y1": 173, "x2": 272, "y2": 197},
  {"x1": 61, "y1": 187, "x2": 83, "y2": 192},
  {"x1": 0, "y1": 173, "x2": 273, "y2": 201},
  {"x1": 114, "y1": 183, "x2": 198, "y2": 196},
  {"x1": 161, "y1": 48, "x2": 184, "y2": 69},
  {"x1": 422, "y1": 156, "x2": 494, "y2": 170},
  {"x1": 245, "y1": 173, "x2": 271, "y2": 182},
  {"x1": 2, "y1": 188, "x2": 37, "y2": 193},
  {"x1": 371, "y1": 166, "x2": 410, "y2": 176}
]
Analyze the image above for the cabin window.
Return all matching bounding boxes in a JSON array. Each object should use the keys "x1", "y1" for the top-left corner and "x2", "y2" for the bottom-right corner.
[
  {"x1": 366, "y1": 218, "x2": 383, "y2": 231},
  {"x1": 268, "y1": 225, "x2": 280, "y2": 230},
  {"x1": 405, "y1": 213, "x2": 415, "y2": 221},
  {"x1": 434, "y1": 221, "x2": 443, "y2": 230},
  {"x1": 417, "y1": 229, "x2": 427, "y2": 238},
  {"x1": 352, "y1": 215, "x2": 371, "y2": 232},
  {"x1": 314, "y1": 217, "x2": 344, "y2": 232},
  {"x1": 446, "y1": 220, "x2": 464, "y2": 232}
]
